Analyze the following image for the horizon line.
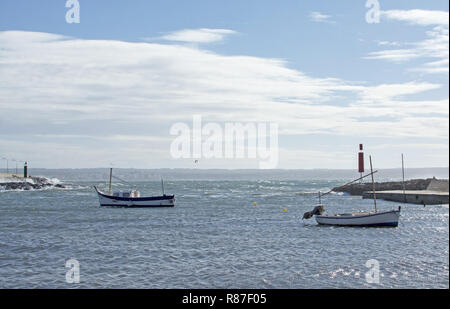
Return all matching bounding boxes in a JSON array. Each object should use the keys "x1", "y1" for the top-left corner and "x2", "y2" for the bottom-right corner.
[{"x1": 13, "y1": 166, "x2": 450, "y2": 171}]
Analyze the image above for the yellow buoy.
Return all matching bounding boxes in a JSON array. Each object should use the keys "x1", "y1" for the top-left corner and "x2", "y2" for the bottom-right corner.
[
  {"x1": 282, "y1": 208, "x2": 287, "y2": 212},
  {"x1": 253, "y1": 202, "x2": 257, "y2": 206}
]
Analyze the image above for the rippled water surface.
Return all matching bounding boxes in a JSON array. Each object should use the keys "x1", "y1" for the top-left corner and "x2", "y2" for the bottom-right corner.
[{"x1": 0, "y1": 180, "x2": 448, "y2": 288}]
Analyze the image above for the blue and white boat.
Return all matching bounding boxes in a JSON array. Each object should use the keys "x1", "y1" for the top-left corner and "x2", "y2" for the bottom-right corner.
[
  {"x1": 94, "y1": 168, "x2": 175, "y2": 208},
  {"x1": 94, "y1": 186, "x2": 175, "y2": 208}
]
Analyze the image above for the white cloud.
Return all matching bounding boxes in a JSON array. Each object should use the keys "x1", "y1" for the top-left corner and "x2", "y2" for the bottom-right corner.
[
  {"x1": 358, "y1": 82, "x2": 441, "y2": 102},
  {"x1": 382, "y1": 9, "x2": 449, "y2": 26},
  {"x1": 0, "y1": 30, "x2": 447, "y2": 168},
  {"x1": 366, "y1": 9, "x2": 449, "y2": 74},
  {"x1": 365, "y1": 48, "x2": 420, "y2": 62},
  {"x1": 160, "y1": 28, "x2": 236, "y2": 43},
  {"x1": 376, "y1": 40, "x2": 401, "y2": 47},
  {"x1": 309, "y1": 12, "x2": 334, "y2": 23}
]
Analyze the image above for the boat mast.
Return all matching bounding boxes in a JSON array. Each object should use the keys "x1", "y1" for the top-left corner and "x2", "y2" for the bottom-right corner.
[
  {"x1": 369, "y1": 156, "x2": 377, "y2": 213},
  {"x1": 402, "y1": 154, "x2": 406, "y2": 203},
  {"x1": 161, "y1": 177, "x2": 165, "y2": 196},
  {"x1": 109, "y1": 168, "x2": 113, "y2": 195}
]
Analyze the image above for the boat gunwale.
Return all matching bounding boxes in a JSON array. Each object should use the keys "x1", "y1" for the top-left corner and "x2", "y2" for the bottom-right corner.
[
  {"x1": 315, "y1": 209, "x2": 400, "y2": 220},
  {"x1": 99, "y1": 203, "x2": 175, "y2": 208}
]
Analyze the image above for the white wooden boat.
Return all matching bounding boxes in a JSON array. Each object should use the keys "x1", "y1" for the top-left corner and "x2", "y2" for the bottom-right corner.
[
  {"x1": 93, "y1": 168, "x2": 175, "y2": 208},
  {"x1": 304, "y1": 156, "x2": 401, "y2": 228},
  {"x1": 315, "y1": 208, "x2": 401, "y2": 227}
]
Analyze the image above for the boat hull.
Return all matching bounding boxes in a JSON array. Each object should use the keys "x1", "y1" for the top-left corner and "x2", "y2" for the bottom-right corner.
[
  {"x1": 315, "y1": 209, "x2": 400, "y2": 227},
  {"x1": 94, "y1": 187, "x2": 175, "y2": 208}
]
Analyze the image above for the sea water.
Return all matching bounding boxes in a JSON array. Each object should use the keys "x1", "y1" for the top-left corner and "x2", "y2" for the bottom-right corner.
[{"x1": 0, "y1": 171, "x2": 448, "y2": 288}]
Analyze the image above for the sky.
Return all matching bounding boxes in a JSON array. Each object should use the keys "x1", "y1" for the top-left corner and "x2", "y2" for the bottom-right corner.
[{"x1": 0, "y1": 0, "x2": 448, "y2": 169}]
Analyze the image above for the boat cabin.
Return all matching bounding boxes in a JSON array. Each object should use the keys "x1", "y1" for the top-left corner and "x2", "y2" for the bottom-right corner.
[{"x1": 112, "y1": 190, "x2": 140, "y2": 198}]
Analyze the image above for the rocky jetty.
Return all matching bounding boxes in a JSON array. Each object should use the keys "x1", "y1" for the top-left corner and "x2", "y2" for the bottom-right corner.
[
  {"x1": 332, "y1": 178, "x2": 447, "y2": 196},
  {"x1": 0, "y1": 176, "x2": 66, "y2": 191}
]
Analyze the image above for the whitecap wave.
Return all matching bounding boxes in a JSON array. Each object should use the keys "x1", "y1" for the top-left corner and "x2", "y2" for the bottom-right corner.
[{"x1": 0, "y1": 176, "x2": 67, "y2": 192}]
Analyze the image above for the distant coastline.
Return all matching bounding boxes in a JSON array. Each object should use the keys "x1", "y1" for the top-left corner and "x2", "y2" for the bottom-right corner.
[{"x1": 2, "y1": 167, "x2": 447, "y2": 182}]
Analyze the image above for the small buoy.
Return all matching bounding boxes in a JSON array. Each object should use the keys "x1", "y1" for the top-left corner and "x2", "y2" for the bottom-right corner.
[
  {"x1": 253, "y1": 202, "x2": 257, "y2": 206},
  {"x1": 282, "y1": 208, "x2": 287, "y2": 212}
]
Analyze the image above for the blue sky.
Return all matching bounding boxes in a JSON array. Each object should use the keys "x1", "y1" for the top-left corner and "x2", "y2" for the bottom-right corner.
[{"x1": 0, "y1": 0, "x2": 448, "y2": 169}]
